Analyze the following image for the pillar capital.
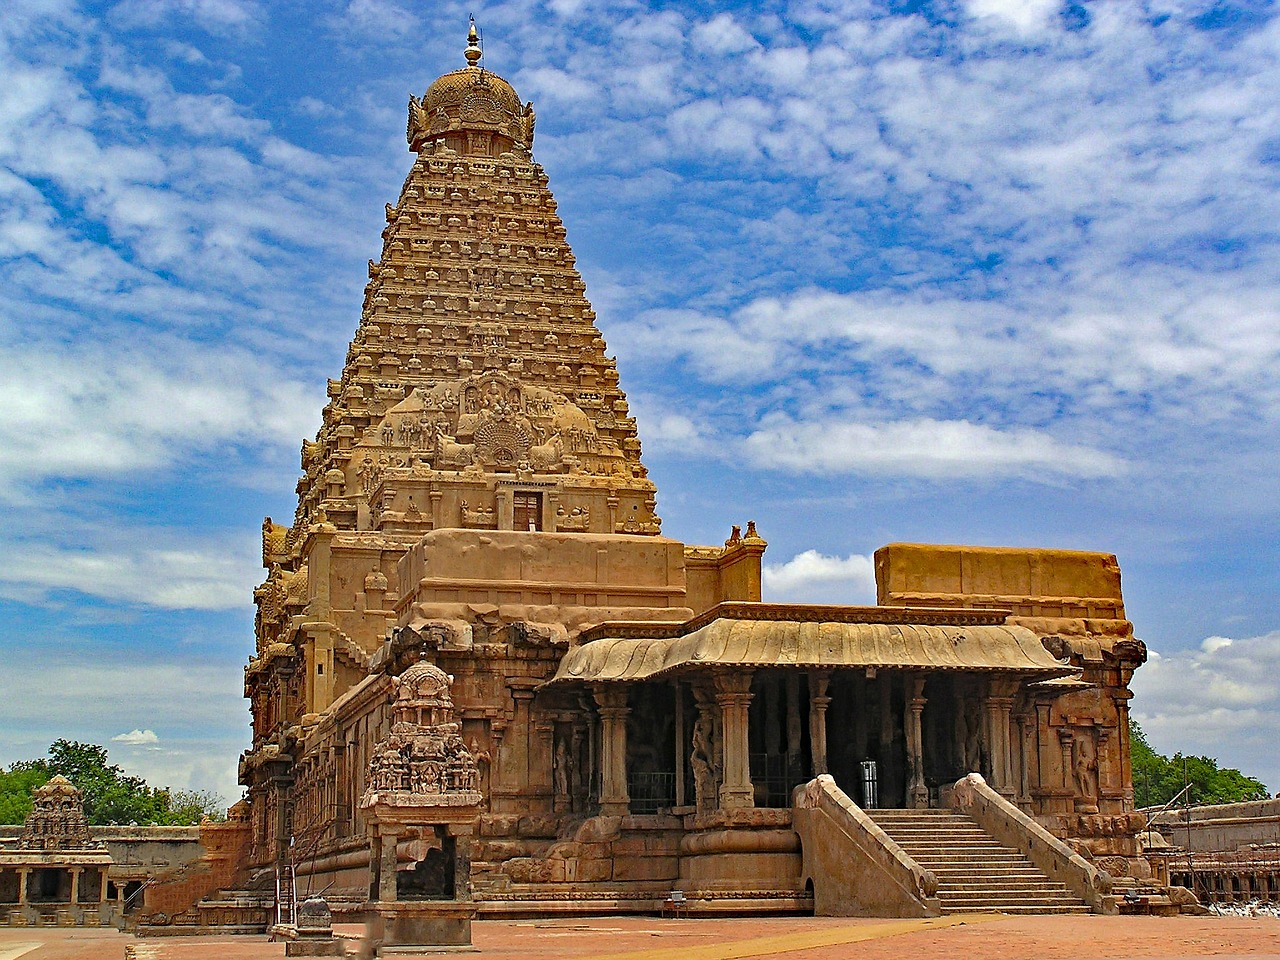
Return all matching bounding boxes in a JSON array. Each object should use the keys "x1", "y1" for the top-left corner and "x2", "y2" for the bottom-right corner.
[
  {"x1": 592, "y1": 684, "x2": 629, "y2": 712},
  {"x1": 712, "y1": 668, "x2": 753, "y2": 699}
]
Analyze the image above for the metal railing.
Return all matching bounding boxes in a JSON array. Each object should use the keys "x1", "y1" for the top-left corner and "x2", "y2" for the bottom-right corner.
[
  {"x1": 627, "y1": 772, "x2": 675, "y2": 814},
  {"x1": 750, "y1": 753, "x2": 792, "y2": 808}
]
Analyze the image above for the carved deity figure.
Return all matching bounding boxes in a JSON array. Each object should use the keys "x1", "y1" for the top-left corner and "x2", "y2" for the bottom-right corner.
[
  {"x1": 553, "y1": 736, "x2": 571, "y2": 802},
  {"x1": 1074, "y1": 733, "x2": 1099, "y2": 800},
  {"x1": 691, "y1": 716, "x2": 716, "y2": 813}
]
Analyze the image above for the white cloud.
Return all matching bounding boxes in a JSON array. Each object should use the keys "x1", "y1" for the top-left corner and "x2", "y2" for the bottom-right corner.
[
  {"x1": 0, "y1": 652, "x2": 249, "y2": 803},
  {"x1": 329, "y1": 0, "x2": 417, "y2": 41},
  {"x1": 692, "y1": 14, "x2": 760, "y2": 56},
  {"x1": 0, "y1": 534, "x2": 259, "y2": 610},
  {"x1": 962, "y1": 0, "x2": 1062, "y2": 33},
  {"x1": 763, "y1": 549, "x2": 876, "y2": 605},
  {"x1": 108, "y1": 0, "x2": 260, "y2": 32},
  {"x1": 1131, "y1": 631, "x2": 1280, "y2": 794},
  {"x1": 745, "y1": 417, "x2": 1124, "y2": 480},
  {"x1": 112, "y1": 728, "x2": 160, "y2": 746},
  {"x1": 0, "y1": 343, "x2": 319, "y2": 499}
]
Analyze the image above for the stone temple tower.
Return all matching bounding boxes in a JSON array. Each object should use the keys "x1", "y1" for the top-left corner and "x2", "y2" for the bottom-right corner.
[
  {"x1": 241, "y1": 23, "x2": 764, "y2": 898},
  {"x1": 299, "y1": 21, "x2": 656, "y2": 543},
  {"x1": 237, "y1": 23, "x2": 1146, "y2": 926}
]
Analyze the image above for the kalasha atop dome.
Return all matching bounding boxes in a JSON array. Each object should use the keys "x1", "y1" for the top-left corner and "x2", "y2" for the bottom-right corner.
[{"x1": 408, "y1": 18, "x2": 535, "y2": 155}]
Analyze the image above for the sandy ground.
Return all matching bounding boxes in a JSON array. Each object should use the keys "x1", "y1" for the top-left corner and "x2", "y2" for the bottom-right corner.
[{"x1": 0, "y1": 913, "x2": 1277, "y2": 960}]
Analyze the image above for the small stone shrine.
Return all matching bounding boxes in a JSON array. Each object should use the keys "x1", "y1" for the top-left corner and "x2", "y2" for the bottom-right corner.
[
  {"x1": 0, "y1": 776, "x2": 113, "y2": 927},
  {"x1": 361, "y1": 660, "x2": 482, "y2": 952}
]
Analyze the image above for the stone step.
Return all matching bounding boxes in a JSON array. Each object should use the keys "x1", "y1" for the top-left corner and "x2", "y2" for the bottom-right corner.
[
  {"x1": 904, "y1": 853, "x2": 1036, "y2": 865},
  {"x1": 866, "y1": 809, "x2": 1091, "y2": 915},
  {"x1": 928, "y1": 869, "x2": 1050, "y2": 880},
  {"x1": 896, "y1": 839, "x2": 1024, "y2": 849},
  {"x1": 937, "y1": 892, "x2": 1084, "y2": 906},
  {"x1": 940, "y1": 904, "x2": 1090, "y2": 915},
  {"x1": 902, "y1": 851, "x2": 1032, "y2": 861},
  {"x1": 932, "y1": 879, "x2": 1070, "y2": 891},
  {"x1": 882, "y1": 832, "x2": 995, "y2": 841}
]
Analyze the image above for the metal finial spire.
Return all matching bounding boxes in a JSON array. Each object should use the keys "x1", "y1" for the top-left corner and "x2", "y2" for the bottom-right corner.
[{"x1": 465, "y1": 15, "x2": 482, "y2": 68}]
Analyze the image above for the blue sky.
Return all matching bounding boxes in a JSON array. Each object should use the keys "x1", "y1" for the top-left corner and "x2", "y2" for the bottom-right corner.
[{"x1": 1, "y1": 0, "x2": 1278, "y2": 806}]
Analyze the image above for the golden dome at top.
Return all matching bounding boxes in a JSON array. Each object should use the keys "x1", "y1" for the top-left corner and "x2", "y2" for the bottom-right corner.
[
  {"x1": 35, "y1": 774, "x2": 81, "y2": 798},
  {"x1": 423, "y1": 68, "x2": 523, "y2": 118},
  {"x1": 408, "y1": 19, "x2": 535, "y2": 153},
  {"x1": 422, "y1": 18, "x2": 522, "y2": 118}
]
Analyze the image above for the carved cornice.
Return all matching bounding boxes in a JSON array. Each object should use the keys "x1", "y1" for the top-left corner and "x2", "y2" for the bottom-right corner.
[{"x1": 577, "y1": 602, "x2": 1012, "y2": 645}]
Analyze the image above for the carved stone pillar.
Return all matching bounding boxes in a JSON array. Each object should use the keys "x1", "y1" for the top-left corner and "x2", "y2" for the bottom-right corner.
[
  {"x1": 532, "y1": 715, "x2": 555, "y2": 802},
  {"x1": 905, "y1": 675, "x2": 928, "y2": 809},
  {"x1": 571, "y1": 710, "x2": 589, "y2": 811},
  {"x1": 98, "y1": 869, "x2": 108, "y2": 904},
  {"x1": 1058, "y1": 728, "x2": 1075, "y2": 792},
  {"x1": 1114, "y1": 691, "x2": 1137, "y2": 806},
  {"x1": 690, "y1": 683, "x2": 720, "y2": 813},
  {"x1": 17, "y1": 868, "x2": 28, "y2": 905},
  {"x1": 1015, "y1": 713, "x2": 1032, "y2": 805},
  {"x1": 714, "y1": 669, "x2": 755, "y2": 810},
  {"x1": 504, "y1": 680, "x2": 539, "y2": 800},
  {"x1": 673, "y1": 683, "x2": 686, "y2": 808},
  {"x1": 808, "y1": 671, "x2": 831, "y2": 777},
  {"x1": 593, "y1": 685, "x2": 630, "y2": 816},
  {"x1": 69, "y1": 867, "x2": 81, "y2": 905},
  {"x1": 378, "y1": 830, "x2": 399, "y2": 903},
  {"x1": 984, "y1": 681, "x2": 1017, "y2": 797}
]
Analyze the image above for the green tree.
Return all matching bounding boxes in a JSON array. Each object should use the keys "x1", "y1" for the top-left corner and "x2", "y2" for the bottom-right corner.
[
  {"x1": 1130, "y1": 719, "x2": 1270, "y2": 808},
  {"x1": 0, "y1": 760, "x2": 53, "y2": 824},
  {"x1": 0, "y1": 741, "x2": 225, "y2": 825}
]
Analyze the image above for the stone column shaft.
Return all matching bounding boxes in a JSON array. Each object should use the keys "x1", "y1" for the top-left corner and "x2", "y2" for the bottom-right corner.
[
  {"x1": 378, "y1": 831, "x2": 398, "y2": 903},
  {"x1": 808, "y1": 671, "x2": 831, "y2": 777},
  {"x1": 906, "y1": 675, "x2": 928, "y2": 809},
  {"x1": 984, "y1": 689, "x2": 1016, "y2": 796},
  {"x1": 69, "y1": 867, "x2": 81, "y2": 905},
  {"x1": 1058, "y1": 729, "x2": 1075, "y2": 792},
  {"x1": 593, "y1": 686, "x2": 630, "y2": 816},
  {"x1": 714, "y1": 670, "x2": 754, "y2": 809}
]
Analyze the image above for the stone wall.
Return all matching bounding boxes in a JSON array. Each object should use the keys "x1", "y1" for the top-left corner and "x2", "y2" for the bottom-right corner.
[{"x1": 1150, "y1": 799, "x2": 1280, "y2": 853}]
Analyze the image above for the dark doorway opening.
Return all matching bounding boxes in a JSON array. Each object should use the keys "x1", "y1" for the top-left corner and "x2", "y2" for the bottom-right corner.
[
  {"x1": 397, "y1": 830, "x2": 456, "y2": 900},
  {"x1": 513, "y1": 491, "x2": 543, "y2": 531},
  {"x1": 627, "y1": 684, "x2": 676, "y2": 813}
]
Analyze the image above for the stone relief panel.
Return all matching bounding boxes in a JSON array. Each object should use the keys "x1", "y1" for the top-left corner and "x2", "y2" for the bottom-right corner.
[{"x1": 355, "y1": 373, "x2": 633, "y2": 480}]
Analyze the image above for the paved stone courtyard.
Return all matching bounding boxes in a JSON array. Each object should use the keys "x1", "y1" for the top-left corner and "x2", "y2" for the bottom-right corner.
[{"x1": 1, "y1": 914, "x2": 1277, "y2": 960}]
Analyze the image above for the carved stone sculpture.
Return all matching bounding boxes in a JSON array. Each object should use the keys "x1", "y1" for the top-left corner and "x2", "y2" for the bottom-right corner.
[{"x1": 361, "y1": 661, "x2": 482, "y2": 809}]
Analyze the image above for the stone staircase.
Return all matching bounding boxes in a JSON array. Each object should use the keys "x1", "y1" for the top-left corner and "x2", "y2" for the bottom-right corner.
[{"x1": 865, "y1": 809, "x2": 1090, "y2": 915}]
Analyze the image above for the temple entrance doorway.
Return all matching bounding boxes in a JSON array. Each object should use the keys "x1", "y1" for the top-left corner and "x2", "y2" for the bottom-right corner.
[
  {"x1": 825, "y1": 671, "x2": 908, "y2": 808},
  {"x1": 513, "y1": 491, "x2": 543, "y2": 531},
  {"x1": 626, "y1": 684, "x2": 677, "y2": 813},
  {"x1": 748, "y1": 671, "x2": 811, "y2": 807}
]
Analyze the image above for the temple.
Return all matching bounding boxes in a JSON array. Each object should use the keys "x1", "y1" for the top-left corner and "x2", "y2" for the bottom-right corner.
[{"x1": 203, "y1": 24, "x2": 1166, "y2": 936}]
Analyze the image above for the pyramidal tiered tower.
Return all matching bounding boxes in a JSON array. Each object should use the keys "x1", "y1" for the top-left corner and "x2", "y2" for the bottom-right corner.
[
  {"x1": 241, "y1": 26, "x2": 765, "y2": 900},
  {"x1": 292, "y1": 22, "x2": 656, "y2": 545}
]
